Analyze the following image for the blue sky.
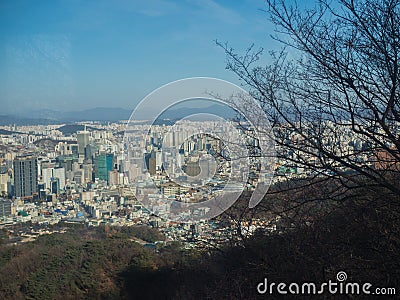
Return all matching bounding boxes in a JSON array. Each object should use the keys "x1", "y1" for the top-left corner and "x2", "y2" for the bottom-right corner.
[{"x1": 0, "y1": 0, "x2": 279, "y2": 113}]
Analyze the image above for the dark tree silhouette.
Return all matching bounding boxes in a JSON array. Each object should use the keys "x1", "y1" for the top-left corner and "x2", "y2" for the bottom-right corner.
[{"x1": 218, "y1": 0, "x2": 400, "y2": 213}]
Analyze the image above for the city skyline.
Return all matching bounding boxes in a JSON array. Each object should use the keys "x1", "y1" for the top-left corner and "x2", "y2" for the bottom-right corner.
[{"x1": 0, "y1": 1, "x2": 398, "y2": 298}]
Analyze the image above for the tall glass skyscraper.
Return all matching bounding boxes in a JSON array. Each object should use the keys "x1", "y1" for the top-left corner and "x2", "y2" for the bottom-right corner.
[
  {"x1": 94, "y1": 153, "x2": 114, "y2": 181},
  {"x1": 77, "y1": 130, "x2": 90, "y2": 163},
  {"x1": 13, "y1": 154, "x2": 38, "y2": 198}
]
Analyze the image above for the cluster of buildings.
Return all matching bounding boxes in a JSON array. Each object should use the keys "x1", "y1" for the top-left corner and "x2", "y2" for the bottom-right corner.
[
  {"x1": 0, "y1": 122, "x2": 125, "y2": 225},
  {"x1": 1, "y1": 118, "x2": 395, "y2": 246},
  {"x1": 124, "y1": 120, "x2": 276, "y2": 221},
  {"x1": 0, "y1": 120, "x2": 276, "y2": 247},
  {"x1": 273, "y1": 120, "x2": 400, "y2": 178}
]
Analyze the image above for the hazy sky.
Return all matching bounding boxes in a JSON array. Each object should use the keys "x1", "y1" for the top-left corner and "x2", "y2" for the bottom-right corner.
[{"x1": 0, "y1": 0, "x2": 279, "y2": 113}]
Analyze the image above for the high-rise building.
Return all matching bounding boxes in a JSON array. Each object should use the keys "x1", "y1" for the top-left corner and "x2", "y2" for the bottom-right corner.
[
  {"x1": 0, "y1": 172, "x2": 9, "y2": 196},
  {"x1": 156, "y1": 151, "x2": 163, "y2": 171},
  {"x1": 148, "y1": 157, "x2": 156, "y2": 175},
  {"x1": 57, "y1": 155, "x2": 76, "y2": 172},
  {"x1": 0, "y1": 198, "x2": 12, "y2": 217},
  {"x1": 84, "y1": 144, "x2": 97, "y2": 163},
  {"x1": 82, "y1": 163, "x2": 93, "y2": 182},
  {"x1": 145, "y1": 151, "x2": 156, "y2": 175},
  {"x1": 53, "y1": 168, "x2": 66, "y2": 190},
  {"x1": 13, "y1": 154, "x2": 38, "y2": 198},
  {"x1": 94, "y1": 153, "x2": 114, "y2": 181},
  {"x1": 50, "y1": 178, "x2": 60, "y2": 194},
  {"x1": 42, "y1": 168, "x2": 53, "y2": 189},
  {"x1": 108, "y1": 169, "x2": 124, "y2": 185},
  {"x1": 41, "y1": 167, "x2": 65, "y2": 191},
  {"x1": 77, "y1": 130, "x2": 90, "y2": 162}
]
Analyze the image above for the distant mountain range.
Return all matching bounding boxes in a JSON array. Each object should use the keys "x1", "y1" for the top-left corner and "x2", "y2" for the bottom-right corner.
[
  {"x1": 22, "y1": 107, "x2": 132, "y2": 123},
  {"x1": 0, "y1": 115, "x2": 62, "y2": 126},
  {"x1": 0, "y1": 108, "x2": 132, "y2": 126},
  {"x1": 0, "y1": 105, "x2": 239, "y2": 126}
]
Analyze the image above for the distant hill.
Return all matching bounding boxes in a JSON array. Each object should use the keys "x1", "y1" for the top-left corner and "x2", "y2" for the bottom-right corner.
[
  {"x1": 56, "y1": 124, "x2": 104, "y2": 136},
  {"x1": 17, "y1": 107, "x2": 132, "y2": 123},
  {"x1": 0, "y1": 107, "x2": 132, "y2": 125},
  {"x1": 0, "y1": 115, "x2": 61, "y2": 126},
  {"x1": 0, "y1": 104, "x2": 240, "y2": 126}
]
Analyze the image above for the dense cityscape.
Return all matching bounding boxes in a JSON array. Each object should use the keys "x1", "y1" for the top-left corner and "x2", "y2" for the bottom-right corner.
[
  {"x1": 0, "y1": 116, "x2": 396, "y2": 248},
  {"x1": 0, "y1": 118, "x2": 281, "y2": 248},
  {"x1": 1, "y1": 0, "x2": 399, "y2": 297}
]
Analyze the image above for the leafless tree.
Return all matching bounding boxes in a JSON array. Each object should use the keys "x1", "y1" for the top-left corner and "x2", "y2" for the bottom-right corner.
[{"x1": 218, "y1": 0, "x2": 400, "y2": 219}]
